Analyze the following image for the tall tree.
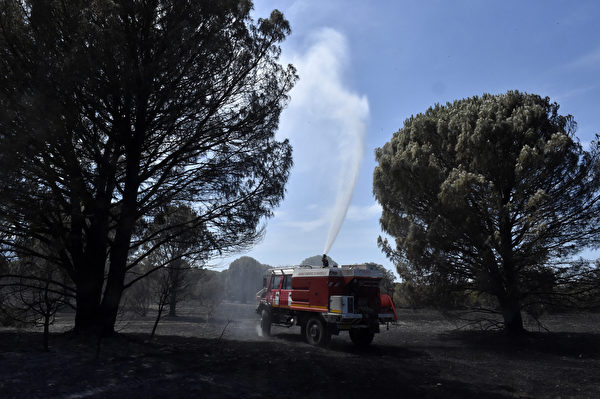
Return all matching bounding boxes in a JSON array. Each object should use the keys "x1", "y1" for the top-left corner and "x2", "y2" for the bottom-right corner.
[
  {"x1": 0, "y1": 0, "x2": 295, "y2": 336},
  {"x1": 373, "y1": 91, "x2": 600, "y2": 334},
  {"x1": 224, "y1": 256, "x2": 268, "y2": 303},
  {"x1": 127, "y1": 204, "x2": 204, "y2": 317},
  {"x1": 0, "y1": 247, "x2": 73, "y2": 350}
]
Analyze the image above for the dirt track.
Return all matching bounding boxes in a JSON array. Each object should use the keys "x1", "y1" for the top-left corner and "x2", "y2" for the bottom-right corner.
[{"x1": 1, "y1": 303, "x2": 599, "y2": 398}]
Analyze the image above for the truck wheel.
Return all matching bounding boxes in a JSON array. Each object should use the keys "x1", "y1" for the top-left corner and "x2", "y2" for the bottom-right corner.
[
  {"x1": 349, "y1": 328, "x2": 374, "y2": 347},
  {"x1": 305, "y1": 317, "x2": 330, "y2": 347},
  {"x1": 260, "y1": 309, "x2": 271, "y2": 337}
]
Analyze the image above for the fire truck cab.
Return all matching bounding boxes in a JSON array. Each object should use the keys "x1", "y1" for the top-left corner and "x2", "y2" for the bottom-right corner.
[{"x1": 256, "y1": 264, "x2": 397, "y2": 346}]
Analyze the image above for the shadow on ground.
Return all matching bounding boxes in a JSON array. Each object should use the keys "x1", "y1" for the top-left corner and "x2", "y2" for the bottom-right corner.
[
  {"x1": 440, "y1": 330, "x2": 600, "y2": 358},
  {"x1": 0, "y1": 331, "x2": 515, "y2": 399},
  {"x1": 272, "y1": 330, "x2": 426, "y2": 360}
]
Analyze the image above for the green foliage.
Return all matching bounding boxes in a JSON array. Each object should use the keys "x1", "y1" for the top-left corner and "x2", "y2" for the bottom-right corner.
[
  {"x1": 224, "y1": 256, "x2": 269, "y2": 303},
  {"x1": 393, "y1": 279, "x2": 498, "y2": 310},
  {"x1": 374, "y1": 91, "x2": 600, "y2": 332},
  {"x1": 371, "y1": 263, "x2": 396, "y2": 296},
  {"x1": 349, "y1": 262, "x2": 395, "y2": 296}
]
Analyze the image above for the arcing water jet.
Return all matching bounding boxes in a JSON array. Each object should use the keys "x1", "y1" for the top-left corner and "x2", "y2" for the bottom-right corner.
[{"x1": 322, "y1": 123, "x2": 365, "y2": 256}]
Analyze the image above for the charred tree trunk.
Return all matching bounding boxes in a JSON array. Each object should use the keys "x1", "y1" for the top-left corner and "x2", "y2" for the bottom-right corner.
[
  {"x1": 93, "y1": 110, "x2": 144, "y2": 336},
  {"x1": 499, "y1": 295, "x2": 524, "y2": 335},
  {"x1": 150, "y1": 301, "x2": 164, "y2": 339},
  {"x1": 498, "y1": 259, "x2": 525, "y2": 334},
  {"x1": 498, "y1": 196, "x2": 525, "y2": 335},
  {"x1": 97, "y1": 211, "x2": 136, "y2": 336},
  {"x1": 43, "y1": 313, "x2": 50, "y2": 351},
  {"x1": 43, "y1": 278, "x2": 51, "y2": 351},
  {"x1": 73, "y1": 206, "x2": 111, "y2": 334},
  {"x1": 168, "y1": 287, "x2": 177, "y2": 317},
  {"x1": 98, "y1": 270, "x2": 126, "y2": 337},
  {"x1": 168, "y1": 263, "x2": 182, "y2": 317},
  {"x1": 498, "y1": 263, "x2": 525, "y2": 335},
  {"x1": 74, "y1": 188, "x2": 137, "y2": 336},
  {"x1": 73, "y1": 270, "x2": 104, "y2": 334}
]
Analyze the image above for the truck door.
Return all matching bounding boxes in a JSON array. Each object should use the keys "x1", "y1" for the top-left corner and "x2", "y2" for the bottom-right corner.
[
  {"x1": 280, "y1": 274, "x2": 293, "y2": 309},
  {"x1": 269, "y1": 274, "x2": 283, "y2": 307}
]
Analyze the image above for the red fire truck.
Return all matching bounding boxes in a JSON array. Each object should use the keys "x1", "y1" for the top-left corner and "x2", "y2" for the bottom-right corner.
[{"x1": 256, "y1": 263, "x2": 397, "y2": 346}]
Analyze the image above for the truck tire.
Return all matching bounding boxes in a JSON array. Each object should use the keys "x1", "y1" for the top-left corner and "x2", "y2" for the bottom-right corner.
[
  {"x1": 349, "y1": 328, "x2": 374, "y2": 347},
  {"x1": 260, "y1": 309, "x2": 271, "y2": 337},
  {"x1": 304, "y1": 317, "x2": 330, "y2": 347}
]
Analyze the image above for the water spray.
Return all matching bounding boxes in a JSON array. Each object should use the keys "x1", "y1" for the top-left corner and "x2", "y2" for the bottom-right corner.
[{"x1": 322, "y1": 120, "x2": 366, "y2": 257}]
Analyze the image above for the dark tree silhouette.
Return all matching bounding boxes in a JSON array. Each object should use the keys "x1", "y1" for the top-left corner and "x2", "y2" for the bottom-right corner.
[
  {"x1": 0, "y1": 251, "x2": 73, "y2": 350},
  {"x1": 149, "y1": 260, "x2": 182, "y2": 339},
  {"x1": 374, "y1": 91, "x2": 600, "y2": 334},
  {"x1": 224, "y1": 256, "x2": 269, "y2": 303},
  {"x1": 131, "y1": 205, "x2": 202, "y2": 317},
  {"x1": 0, "y1": 0, "x2": 295, "y2": 336}
]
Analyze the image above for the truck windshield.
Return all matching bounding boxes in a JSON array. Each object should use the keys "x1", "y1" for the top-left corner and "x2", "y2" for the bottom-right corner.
[
  {"x1": 283, "y1": 275, "x2": 292, "y2": 290},
  {"x1": 271, "y1": 275, "x2": 282, "y2": 290}
]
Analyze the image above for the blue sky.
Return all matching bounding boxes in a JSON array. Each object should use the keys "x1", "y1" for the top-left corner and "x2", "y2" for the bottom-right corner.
[{"x1": 214, "y1": 0, "x2": 600, "y2": 274}]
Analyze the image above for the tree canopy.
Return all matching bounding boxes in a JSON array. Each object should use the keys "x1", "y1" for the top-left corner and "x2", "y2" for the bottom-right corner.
[
  {"x1": 0, "y1": 0, "x2": 295, "y2": 335},
  {"x1": 373, "y1": 91, "x2": 600, "y2": 333},
  {"x1": 224, "y1": 256, "x2": 269, "y2": 303}
]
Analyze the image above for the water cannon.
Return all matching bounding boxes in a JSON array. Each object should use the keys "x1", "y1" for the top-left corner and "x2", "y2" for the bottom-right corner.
[{"x1": 321, "y1": 254, "x2": 329, "y2": 268}]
